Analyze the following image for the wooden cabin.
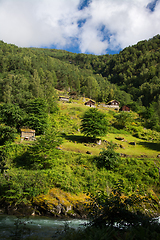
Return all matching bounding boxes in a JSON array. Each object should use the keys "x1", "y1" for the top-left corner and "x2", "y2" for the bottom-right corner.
[
  {"x1": 105, "y1": 100, "x2": 120, "y2": 110},
  {"x1": 21, "y1": 128, "x2": 35, "y2": 141},
  {"x1": 84, "y1": 99, "x2": 95, "y2": 107},
  {"x1": 107, "y1": 100, "x2": 120, "y2": 106}
]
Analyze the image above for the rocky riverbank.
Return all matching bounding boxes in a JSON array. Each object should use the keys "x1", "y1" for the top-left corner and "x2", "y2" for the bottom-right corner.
[{"x1": 0, "y1": 188, "x2": 90, "y2": 219}]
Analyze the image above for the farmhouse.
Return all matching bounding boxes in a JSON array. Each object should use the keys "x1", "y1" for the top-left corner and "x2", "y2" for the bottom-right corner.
[
  {"x1": 107, "y1": 100, "x2": 120, "y2": 106},
  {"x1": 104, "y1": 100, "x2": 120, "y2": 110},
  {"x1": 84, "y1": 99, "x2": 96, "y2": 107},
  {"x1": 21, "y1": 128, "x2": 35, "y2": 141}
]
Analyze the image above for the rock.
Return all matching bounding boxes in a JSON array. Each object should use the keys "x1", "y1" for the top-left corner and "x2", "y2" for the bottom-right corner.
[
  {"x1": 115, "y1": 137, "x2": 124, "y2": 141},
  {"x1": 66, "y1": 205, "x2": 72, "y2": 212},
  {"x1": 86, "y1": 151, "x2": 92, "y2": 154},
  {"x1": 97, "y1": 140, "x2": 101, "y2": 145},
  {"x1": 56, "y1": 204, "x2": 64, "y2": 214},
  {"x1": 120, "y1": 153, "x2": 128, "y2": 157},
  {"x1": 157, "y1": 154, "x2": 160, "y2": 158},
  {"x1": 120, "y1": 144, "x2": 125, "y2": 149},
  {"x1": 31, "y1": 210, "x2": 35, "y2": 216},
  {"x1": 129, "y1": 142, "x2": 136, "y2": 145}
]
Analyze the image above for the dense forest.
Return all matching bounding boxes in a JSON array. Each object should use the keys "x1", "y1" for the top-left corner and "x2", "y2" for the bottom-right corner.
[{"x1": 0, "y1": 34, "x2": 160, "y2": 135}]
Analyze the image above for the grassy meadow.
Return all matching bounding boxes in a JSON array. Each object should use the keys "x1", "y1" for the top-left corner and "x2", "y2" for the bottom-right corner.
[{"x1": 56, "y1": 100, "x2": 160, "y2": 158}]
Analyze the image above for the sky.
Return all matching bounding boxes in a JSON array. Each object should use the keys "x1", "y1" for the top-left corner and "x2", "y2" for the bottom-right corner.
[{"x1": 0, "y1": 0, "x2": 160, "y2": 55}]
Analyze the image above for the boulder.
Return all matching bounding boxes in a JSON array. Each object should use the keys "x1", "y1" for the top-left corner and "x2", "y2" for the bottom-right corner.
[
  {"x1": 97, "y1": 140, "x2": 101, "y2": 145},
  {"x1": 115, "y1": 137, "x2": 124, "y2": 141},
  {"x1": 86, "y1": 151, "x2": 92, "y2": 154},
  {"x1": 129, "y1": 142, "x2": 136, "y2": 145}
]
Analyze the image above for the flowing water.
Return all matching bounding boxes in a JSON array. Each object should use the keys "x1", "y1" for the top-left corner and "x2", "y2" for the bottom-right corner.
[{"x1": 0, "y1": 215, "x2": 89, "y2": 239}]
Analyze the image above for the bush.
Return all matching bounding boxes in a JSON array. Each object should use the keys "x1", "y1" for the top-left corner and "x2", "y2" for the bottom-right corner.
[
  {"x1": 96, "y1": 145, "x2": 121, "y2": 170},
  {"x1": 0, "y1": 124, "x2": 17, "y2": 145}
]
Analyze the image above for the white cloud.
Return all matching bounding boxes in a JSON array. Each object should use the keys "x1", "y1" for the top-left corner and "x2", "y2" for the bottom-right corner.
[{"x1": 0, "y1": 0, "x2": 159, "y2": 54}]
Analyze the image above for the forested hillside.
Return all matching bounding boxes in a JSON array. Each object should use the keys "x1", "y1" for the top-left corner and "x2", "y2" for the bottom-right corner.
[
  {"x1": 46, "y1": 34, "x2": 160, "y2": 131},
  {"x1": 1, "y1": 36, "x2": 160, "y2": 238},
  {"x1": 0, "y1": 34, "x2": 160, "y2": 133}
]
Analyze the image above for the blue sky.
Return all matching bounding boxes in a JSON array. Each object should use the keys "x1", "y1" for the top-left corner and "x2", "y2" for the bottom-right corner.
[{"x1": 0, "y1": 0, "x2": 160, "y2": 55}]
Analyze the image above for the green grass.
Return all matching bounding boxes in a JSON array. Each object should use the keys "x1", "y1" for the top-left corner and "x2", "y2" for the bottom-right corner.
[
  {"x1": 59, "y1": 132, "x2": 160, "y2": 158},
  {"x1": 55, "y1": 101, "x2": 160, "y2": 158}
]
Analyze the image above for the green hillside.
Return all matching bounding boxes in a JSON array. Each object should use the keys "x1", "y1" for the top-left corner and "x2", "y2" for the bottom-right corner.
[
  {"x1": 0, "y1": 36, "x2": 160, "y2": 238},
  {"x1": 1, "y1": 99, "x2": 160, "y2": 212},
  {"x1": 1, "y1": 35, "x2": 160, "y2": 131}
]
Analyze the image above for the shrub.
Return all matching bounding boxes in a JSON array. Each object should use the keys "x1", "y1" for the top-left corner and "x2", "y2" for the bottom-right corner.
[
  {"x1": 96, "y1": 145, "x2": 121, "y2": 170},
  {"x1": 0, "y1": 124, "x2": 17, "y2": 145}
]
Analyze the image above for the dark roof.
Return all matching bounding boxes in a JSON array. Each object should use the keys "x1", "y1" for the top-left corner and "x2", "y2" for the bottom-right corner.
[
  {"x1": 85, "y1": 99, "x2": 95, "y2": 105},
  {"x1": 106, "y1": 100, "x2": 120, "y2": 105}
]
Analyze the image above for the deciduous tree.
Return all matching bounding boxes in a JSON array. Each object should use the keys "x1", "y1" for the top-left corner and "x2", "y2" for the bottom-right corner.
[{"x1": 80, "y1": 108, "x2": 108, "y2": 139}]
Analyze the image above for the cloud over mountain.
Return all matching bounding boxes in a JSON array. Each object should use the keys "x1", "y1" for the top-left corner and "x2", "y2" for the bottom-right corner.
[{"x1": 0, "y1": 0, "x2": 159, "y2": 54}]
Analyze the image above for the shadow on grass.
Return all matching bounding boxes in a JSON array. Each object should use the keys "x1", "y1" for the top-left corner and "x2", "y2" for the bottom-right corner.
[
  {"x1": 61, "y1": 133, "x2": 96, "y2": 143},
  {"x1": 138, "y1": 142, "x2": 160, "y2": 152}
]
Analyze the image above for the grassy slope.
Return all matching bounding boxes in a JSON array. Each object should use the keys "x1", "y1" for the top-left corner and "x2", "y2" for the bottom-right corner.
[
  {"x1": 57, "y1": 100, "x2": 160, "y2": 158},
  {"x1": 1, "y1": 99, "x2": 160, "y2": 216}
]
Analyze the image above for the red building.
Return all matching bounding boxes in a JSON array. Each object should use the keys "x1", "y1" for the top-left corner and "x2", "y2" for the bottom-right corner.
[{"x1": 120, "y1": 105, "x2": 130, "y2": 111}]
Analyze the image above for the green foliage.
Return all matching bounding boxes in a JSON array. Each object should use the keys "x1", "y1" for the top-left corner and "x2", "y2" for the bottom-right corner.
[
  {"x1": 15, "y1": 128, "x2": 62, "y2": 170},
  {"x1": 1, "y1": 36, "x2": 160, "y2": 128},
  {"x1": 80, "y1": 108, "x2": 108, "y2": 139},
  {"x1": 90, "y1": 180, "x2": 159, "y2": 228},
  {"x1": 0, "y1": 124, "x2": 17, "y2": 145},
  {"x1": 96, "y1": 145, "x2": 121, "y2": 170},
  {"x1": 0, "y1": 103, "x2": 25, "y2": 129},
  {"x1": 113, "y1": 112, "x2": 133, "y2": 129},
  {"x1": 0, "y1": 169, "x2": 49, "y2": 204},
  {"x1": 84, "y1": 76, "x2": 100, "y2": 100},
  {"x1": 23, "y1": 98, "x2": 48, "y2": 134},
  {"x1": 1, "y1": 38, "x2": 160, "y2": 231}
]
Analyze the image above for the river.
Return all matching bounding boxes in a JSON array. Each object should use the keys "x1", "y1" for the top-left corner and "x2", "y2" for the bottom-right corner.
[{"x1": 0, "y1": 215, "x2": 89, "y2": 239}]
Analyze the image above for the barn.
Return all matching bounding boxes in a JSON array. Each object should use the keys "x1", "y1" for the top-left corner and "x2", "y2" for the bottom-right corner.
[{"x1": 120, "y1": 105, "x2": 130, "y2": 112}]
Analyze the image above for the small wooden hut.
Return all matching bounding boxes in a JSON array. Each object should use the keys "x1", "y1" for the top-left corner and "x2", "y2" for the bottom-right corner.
[{"x1": 21, "y1": 128, "x2": 35, "y2": 141}]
